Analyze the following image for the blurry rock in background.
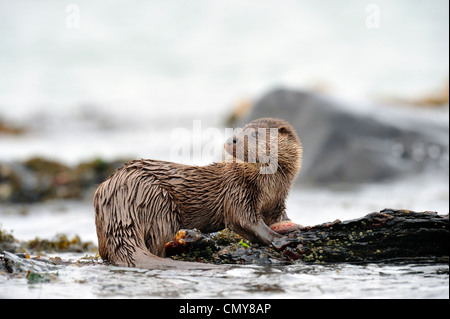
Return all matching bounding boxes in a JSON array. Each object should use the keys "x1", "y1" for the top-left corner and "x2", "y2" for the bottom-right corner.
[
  {"x1": 231, "y1": 88, "x2": 449, "y2": 185},
  {"x1": 0, "y1": 157, "x2": 125, "y2": 203}
]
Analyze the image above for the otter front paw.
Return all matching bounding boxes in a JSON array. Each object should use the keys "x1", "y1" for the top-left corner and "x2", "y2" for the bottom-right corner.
[{"x1": 270, "y1": 220, "x2": 303, "y2": 235}]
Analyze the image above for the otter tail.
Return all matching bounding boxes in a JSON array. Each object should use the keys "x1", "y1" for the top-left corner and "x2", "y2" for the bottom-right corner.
[{"x1": 125, "y1": 247, "x2": 218, "y2": 270}]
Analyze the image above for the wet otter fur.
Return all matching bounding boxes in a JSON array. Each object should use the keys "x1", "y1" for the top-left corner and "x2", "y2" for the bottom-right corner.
[{"x1": 94, "y1": 118, "x2": 302, "y2": 268}]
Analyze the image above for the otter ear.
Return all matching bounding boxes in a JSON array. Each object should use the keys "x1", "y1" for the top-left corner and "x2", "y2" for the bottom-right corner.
[{"x1": 278, "y1": 126, "x2": 289, "y2": 135}]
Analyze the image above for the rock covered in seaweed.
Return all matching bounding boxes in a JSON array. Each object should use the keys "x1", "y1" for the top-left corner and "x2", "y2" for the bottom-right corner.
[
  {"x1": 0, "y1": 157, "x2": 126, "y2": 203},
  {"x1": 0, "y1": 226, "x2": 96, "y2": 254},
  {"x1": 164, "y1": 229, "x2": 219, "y2": 263},
  {"x1": 164, "y1": 209, "x2": 449, "y2": 265},
  {"x1": 165, "y1": 228, "x2": 286, "y2": 265},
  {"x1": 272, "y1": 209, "x2": 449, "y2": 263},
  {"x1": 0, "y1": 228, "x2": 20, "y2": 253}
]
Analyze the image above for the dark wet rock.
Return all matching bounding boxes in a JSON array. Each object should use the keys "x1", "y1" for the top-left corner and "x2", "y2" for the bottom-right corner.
[
  {"x1": 166, "y1": 209, "x2": 449, "y2": 265},
  {"x1": 0, "y1": 251, "x2": 75, "y2": 284},
  {"x1": 237, "y1": 88, "x2": 449, "y2": 184},
  {"x1": 165, "y1": 228, "x2": 287, "y2": 265},
  {"x1": 272, "y1": 209, "x2": 449, "y2": 263},
  {"x1": 1, "y1": 251, "x2": 60, "y2": 274},
  {"x1": 215, "y1": 245, "x2": 286, "y2": 265}
]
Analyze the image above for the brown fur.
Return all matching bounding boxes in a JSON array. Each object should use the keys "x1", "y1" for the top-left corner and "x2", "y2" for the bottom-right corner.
[{"x1": 94, "y1": 118, "x2": 302, "y2": 268}]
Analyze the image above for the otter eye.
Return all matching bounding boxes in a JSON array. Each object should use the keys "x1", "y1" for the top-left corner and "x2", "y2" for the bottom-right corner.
[
  {"x1": 279, "y1": 126, "x2": 289, "y2": 135},
  {"x1": 251, "y1": 131, "x2": 258, "y2": 138}
]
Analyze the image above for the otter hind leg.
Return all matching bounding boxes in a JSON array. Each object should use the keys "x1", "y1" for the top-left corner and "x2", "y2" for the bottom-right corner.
[
  {"x1": 96, "y1": 175, "x2": 213, "y2": 269},
  {"x1": 130, "y1": 186, "x2": 220, "y2": 269},
  {"x1": 94, "y1": 179, "x2": 183, "y2": 268},
  {"x1": 133, "y1": 186, "x2": 222, "y2": 269},
  {"x1": 139, "y1": 185, "x2": 185, "y2": 257}
]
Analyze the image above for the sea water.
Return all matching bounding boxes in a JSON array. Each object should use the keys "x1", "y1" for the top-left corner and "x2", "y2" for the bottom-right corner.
[{"x1": 0, "y1": 253, "x2": 448, "y2": 299}]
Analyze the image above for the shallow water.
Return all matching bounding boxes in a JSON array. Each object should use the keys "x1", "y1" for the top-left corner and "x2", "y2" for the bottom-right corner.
[{"x1": 1, "y1": 253, "x2": 448, "y2": 299}]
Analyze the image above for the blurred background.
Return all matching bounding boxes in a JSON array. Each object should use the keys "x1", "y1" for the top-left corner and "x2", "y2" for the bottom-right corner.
[{"x1": 0, "y1": 0, "x2": 448, "y2": 243}]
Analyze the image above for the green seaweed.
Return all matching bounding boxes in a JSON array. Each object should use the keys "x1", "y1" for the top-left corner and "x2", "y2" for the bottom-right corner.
[
  {"x1": 25, "y1": 234, "x2": 97, "y2": 253},
  {"x1": 27, "y1": 270, "x2": 59, "y2": 284}
]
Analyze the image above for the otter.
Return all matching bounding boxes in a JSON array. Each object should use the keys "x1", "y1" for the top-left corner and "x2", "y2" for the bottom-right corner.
[{"x1": 94, "y1": 118, "x2": 303, "y2": 268}]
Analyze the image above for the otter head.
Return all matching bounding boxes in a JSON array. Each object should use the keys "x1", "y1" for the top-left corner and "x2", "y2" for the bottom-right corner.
[{"x1": 224, "y1": 118, "x2": 302, "y2": 176}]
